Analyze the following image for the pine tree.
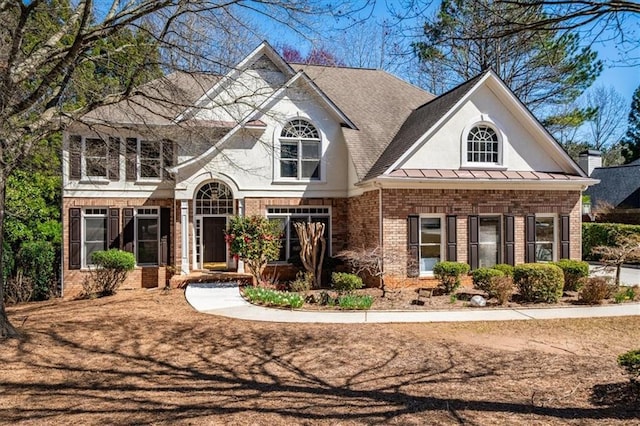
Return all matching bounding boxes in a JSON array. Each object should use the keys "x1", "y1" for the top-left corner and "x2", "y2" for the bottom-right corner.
[{"x1": 622, "y1": 85, "x2": 640, "y2": 164}]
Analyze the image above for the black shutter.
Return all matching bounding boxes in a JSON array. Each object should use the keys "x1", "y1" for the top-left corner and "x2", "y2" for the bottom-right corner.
[
  {"x1": 446, "y1": 215, "x2": 457, "y2": 261},
  {"x1": 163, "y1": 140, "x2": 174, "y2": 181},
  {"x1": 126, "y1": 137, "x2": 137, "y2": 181},
  {"x1": 525, "y1": 214, "x2": 536, "y2": 263},
  {"x1": 160, "y1": 207, "x2": 171, "y2": 265},
  {"x1": 123, "y1": 208, "x2": 135, "y2": 254},
  {"x1": 108, "y1": 137, "x2": 120, "y2": 181},
  {"x1": 504, "y1": 215, "x2": 515, "y2": 266},
  {"x1": 468, "y1": 215, "x2": 479, "y2": 270},
  {"x1": 108, "y1": 208, "x2": 120, "y2": 249},
  {"x1": 69, "y1": 135, "x2": 81, "y2": 180},
  {"x1": 560, "y1": 214, "x2": 570, "y2": 259},
  {"x1": 407, "y1": 215, "x2": 419, "y2": 277},
  {"x1": 69, "y1": 208, "x2": 81, "y2": 269}
]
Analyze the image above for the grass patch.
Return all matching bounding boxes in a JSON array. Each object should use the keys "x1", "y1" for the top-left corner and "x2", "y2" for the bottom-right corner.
[{"x1": 243, "y1": 286, "x2": 304, "y2": 309}]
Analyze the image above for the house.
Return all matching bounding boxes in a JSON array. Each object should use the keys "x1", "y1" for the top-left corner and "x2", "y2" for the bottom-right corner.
[
  {"x1": 61, "y1": 42, "x2": 597, "y2": 297},
  {"x1": 581, "y1": 151, "x2": 640, "y2": 223}
]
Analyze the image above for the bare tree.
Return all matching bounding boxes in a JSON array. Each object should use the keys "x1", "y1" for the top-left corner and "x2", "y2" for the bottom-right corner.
[
  {"x1": 592, "y1": 234, "x2": 640, "y2": 286},
  {"x1": 583, "y1": 85, "x2": 629, "y2": 151},
  {"x1": 0, "y1": 0, "x2": 373, "y2": 339}
]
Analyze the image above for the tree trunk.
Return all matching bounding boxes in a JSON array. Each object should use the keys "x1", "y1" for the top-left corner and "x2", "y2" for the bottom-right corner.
[
  {"x1": 294, "y1": 222, "x2": 325, "y2": 289},
  {"x1": 0, "y1": 176, "x2": 20, "y2": 338}
]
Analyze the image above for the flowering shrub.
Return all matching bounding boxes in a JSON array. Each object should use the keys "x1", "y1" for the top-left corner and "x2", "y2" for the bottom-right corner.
[{"x1": 226, "y1": 215, "x2": 282, "y2": 285}]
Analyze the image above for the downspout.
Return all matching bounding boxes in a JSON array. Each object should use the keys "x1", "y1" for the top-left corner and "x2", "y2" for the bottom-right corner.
[{"x1": 374, "y1": 181, "x2": 384, "y2": 287}]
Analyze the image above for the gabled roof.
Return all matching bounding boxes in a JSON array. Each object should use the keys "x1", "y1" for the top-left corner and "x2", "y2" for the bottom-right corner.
[
  {"x1": 586, "y1": 160, "x2": 640, "y2": 208},
  {"x1": 364, "y1": 74, "x2": 482, "y2": 181}
]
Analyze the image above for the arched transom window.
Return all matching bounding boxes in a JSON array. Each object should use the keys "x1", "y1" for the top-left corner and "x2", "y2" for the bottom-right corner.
[
  {"x1": 195, "y1": 182, "x2": 233, "y2": 215},
  {"x1": 467, "y1": 125, "x2": 499, "y2": 163},
  {"x1": 279, "y1": 119, "x2": 321, "y2": 180}
]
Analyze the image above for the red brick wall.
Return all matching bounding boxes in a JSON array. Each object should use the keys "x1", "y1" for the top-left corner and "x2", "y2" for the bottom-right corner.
[
  {"x1": 346, "y1": 190, "x2": 380, "y2": 250},
  {"x1": 62, "y1": 197, "x2": 174, "y2": 298},
  {"x1": 369, "y1": 188, "x2": 582, "y2": 283}
]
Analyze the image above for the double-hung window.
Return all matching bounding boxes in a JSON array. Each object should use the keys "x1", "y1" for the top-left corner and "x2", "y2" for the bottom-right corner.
[
  {"x1": 419, "y1": 217, "x2": 444, "y2": 274},
  {"x1": 83, "y1": 208, "x2": 107, "y2": 267},
  {"x1": 478, "y1": 216, "x2": 501, "y2": 268},
  {"x1": 139, "y1": 140, "x2": 162, "y2": 179},
  {"x1": 266, "y1": 207, "x2": 330, "y2": 262},
  {"x1": 535, "y1": 216, "x2": 555, "y2": 262},
  {"x1": 279, "y1": 119, "x2": 321, "y2": 180},
  {"x1": 136, "y1": 208, "x2": 160, "y2": 265},
  {"x1": 84, "y1": 138, "x2": 108, "y2": 178}
]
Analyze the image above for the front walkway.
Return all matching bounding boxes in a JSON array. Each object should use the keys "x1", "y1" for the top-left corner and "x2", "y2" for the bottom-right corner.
[{"x1": 185, "y1": 282, "x2": 640, "y2": 324}]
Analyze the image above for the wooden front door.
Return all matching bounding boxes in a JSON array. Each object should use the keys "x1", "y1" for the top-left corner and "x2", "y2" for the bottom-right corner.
[{"x1": 203, "y1": 217, "x2": 227, "y2": 263}]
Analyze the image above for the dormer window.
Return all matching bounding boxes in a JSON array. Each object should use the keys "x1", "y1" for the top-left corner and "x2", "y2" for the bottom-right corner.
[
  {"x1": 278, "y1": 119, "x2": 321, "y2": 181},
  {"x1": 467, "y1": 125, "x2": 499, "y2": 163}
]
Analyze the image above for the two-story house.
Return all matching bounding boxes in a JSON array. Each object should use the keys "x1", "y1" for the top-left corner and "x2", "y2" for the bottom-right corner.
[{"x1": 61, "y1": 42, "x2": 596, "y2": 297}]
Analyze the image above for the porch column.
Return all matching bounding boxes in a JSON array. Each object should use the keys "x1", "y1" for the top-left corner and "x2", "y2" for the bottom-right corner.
[
  {"x1": 236, "y1": 198, "x2": 245, "y2": 273},
  {"x1": 180, "y1": 200, "x2": 190, "y2": 275}
]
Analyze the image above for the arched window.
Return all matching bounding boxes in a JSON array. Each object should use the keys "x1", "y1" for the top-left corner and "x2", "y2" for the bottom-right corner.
[
  {"x1": 467, "y1": 125, "x2": 499, "y2": 163},
  {"x1": 195, "y1": 182, "x2": 233, "y2": 215},
  {"x1": 279, "y1": 119, "x2": 321, "y2": 180}
]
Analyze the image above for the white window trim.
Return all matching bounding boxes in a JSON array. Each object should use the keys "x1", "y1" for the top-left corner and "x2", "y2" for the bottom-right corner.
[
  {"x1": 137, "y1": 139, "x2": 164, "y2": 182},
  {"x1": 535, "y1": 213, "x2": 557, "y2": 263},
  {"x1": 273, "y1": 118, "x2": 326, "y2": 184},
  {"x1": 460, "y1": 115, "x2": 508, "y2": 169},
  {"x1": 266, "y1": 206, "x2": 332, "y2": 263},
  {"x1": 135, "y1": 207, "x2": 160, "y2": 266},
  {"x1": 81, "y1": 208, "x2": 108, "y2": 269},
  {"x1": 81, "y1": 136, "x2": 110, "y2": 181},
  {"x1": 477, "y1": 215, "x2": 502, "y2": 268},
  {"x1": 418, "y1": 214, "x2": 446, "y2": 277}
]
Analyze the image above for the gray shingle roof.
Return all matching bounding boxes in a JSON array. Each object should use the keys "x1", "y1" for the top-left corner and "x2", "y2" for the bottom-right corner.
[
  {"x1": 586, "y1": 161, "x2": 640, "y2": 208},
  {"x1": 297, "y1": 65, "x2": 434, "y2": 181},
  {"x1": 364, "y1": 73, "x2": 484, "y2": 181}
]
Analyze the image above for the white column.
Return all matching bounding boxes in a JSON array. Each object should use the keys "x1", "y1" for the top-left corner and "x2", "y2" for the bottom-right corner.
[
  {"x1": 180, "y1": 200, "x2": 189, "y2": 275},
  {"x1": 236, "y1": 198, "x2": 245, "y2": 273}
]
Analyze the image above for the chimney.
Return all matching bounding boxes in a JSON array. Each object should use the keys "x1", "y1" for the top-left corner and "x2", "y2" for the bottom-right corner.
[{"x1": 578, "y1": 150, "x2": 602, "y2": 176}]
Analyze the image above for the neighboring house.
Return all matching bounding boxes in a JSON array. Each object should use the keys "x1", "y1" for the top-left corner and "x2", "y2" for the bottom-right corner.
[{"x1": 61, "y1": 42, "x2": 597, "y2": 297}]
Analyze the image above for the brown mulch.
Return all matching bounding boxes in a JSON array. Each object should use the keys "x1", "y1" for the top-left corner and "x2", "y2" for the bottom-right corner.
[{"x1": 2, "y1": 289, "x2": 639, "y2": 425}]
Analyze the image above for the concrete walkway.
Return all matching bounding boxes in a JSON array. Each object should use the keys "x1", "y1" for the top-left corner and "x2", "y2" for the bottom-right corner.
[{"x1": 185, "y1": 282, "x2": 640, "y2": 324}]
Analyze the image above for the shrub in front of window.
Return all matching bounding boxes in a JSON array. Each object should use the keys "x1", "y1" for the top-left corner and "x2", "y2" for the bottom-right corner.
[
  {"x1": 433, "y1": 261, "x2": 470, "y2": 294},
  {"x1": 331, "y1": 272, "x2": 363, "y2": 293},
  {"x1": 492, "y1": 263, "x2": 514, "y2": 277},
  {"x1": 579, "y1": 276, "x2": 616, "y2": 304},
  {"x1": 86, "y1": 249, "x2": 135, "y2": 297},
  {"x1": 489, "y1": 276, "x2": 514, "y2": 305},
  {"x1": 226, "y1": 215, "x2": 282, "y2": 286},
  {"x1": 471, "y1": 267, "x2": 504, "y2": 294},
  {"x1": 553, "y1": 259, "x2": 589, "y2": 292},
  {"x1": 513, "y1": 263, "x2": 564, "y2": 303},
  {"x1": 618, "y1": 349, "x2": 640, "y2": 384}
]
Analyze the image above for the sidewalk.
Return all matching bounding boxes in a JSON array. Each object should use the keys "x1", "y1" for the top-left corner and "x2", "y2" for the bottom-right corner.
[{"x1": 185, "y1": 282, "x2": 640, "y2": 324}]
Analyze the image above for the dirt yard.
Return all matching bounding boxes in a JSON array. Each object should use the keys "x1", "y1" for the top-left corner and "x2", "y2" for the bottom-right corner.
[{"x1": 2, "y1": 289, "x2": 639, "y2": 425}]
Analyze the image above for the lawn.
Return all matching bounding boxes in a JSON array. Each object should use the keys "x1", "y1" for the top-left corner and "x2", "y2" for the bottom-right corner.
[{"x1": 2, "y1": 289, "x2": 639, "y2": 425}]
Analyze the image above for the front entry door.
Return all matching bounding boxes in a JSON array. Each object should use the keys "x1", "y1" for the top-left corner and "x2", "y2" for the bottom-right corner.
[{"x1": 203, "y1": 217, "x2": 227, "y2": 265}]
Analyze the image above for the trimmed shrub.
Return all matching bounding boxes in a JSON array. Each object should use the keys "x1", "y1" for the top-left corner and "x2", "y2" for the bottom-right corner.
[
  {"x1": 243, "y1": 286, "x2": 304, "y2": 309},
  {"x1": 513, "y1": 263, "x2": 564, "y2": 303},
  {"x1": 618, "y1": 349, "x2": 640, "y2": 383},
  {"x1": 331, "y1": 272, "x2": 363, "y2": 293},
  {"x1": 86, "y1": 249, "x2": 135, "y2": 297},
  {"x1": 337, "y1": 294, "x2": 374, "y2": 310},
  {"x1": 492, "y1": 263, "x2": 514, "y2": 277},
  {"x1": 433, "y1": 261, "x2": 470, "y2": 294},
  {"x1": 583, "y1": 222, "x2": 640, "y2": 261},
  {"x1": 472, "y1": 267, "x2": 504, "y2": 293},
  {"x1": 489, "y1": 276, "x2": 514, "y2": 305},
  {"x1": 579, "y1": 276, "x2": 616, "y2": 304},
  {"x1": 554, "y1": 259, "x2": 589, "y2": 292}
]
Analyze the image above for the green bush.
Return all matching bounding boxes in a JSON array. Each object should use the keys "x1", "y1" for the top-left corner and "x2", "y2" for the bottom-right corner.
[
  {"x1": 18, "y1": 241, "x2": 56, "y2": 300},
  {"x1": 331, "y1": 272, "x2": 363, "y2": 293},
  {"x1": 433, "y1": 262, "x2": 470, "y2": 294},
  {"x1": 289, "y1": 271, "x2": 313, "y2": 294},
  {"x1": 554, "y1": 259, "x2": 589, "y2": 292},
  {"x1": 513, "y1": 263, "x2": 564, "y2": 303},
  {"x1": 579, "y1": 276, "x2": 615, "y2": 304},
  {"x1": 613, "y1": 286, "x2": 638, "y2": 304},
  {"x1": 471, "y1": 267, "x2": 504, "y2": 293},
  {"x1": 489, "y1": 276, "x2": 514, "y2": 305},
  {"x1": 492, "y1": 263, "x2": 514, "y2": 277},
  {"x1": 618, "y1": 349, "x2": 640, "y2": 382},
  {"x1": 337, "y1": 294, "x2": 373, "y2": 310},
  {"x1": 242, "y1": 286, "x2": 304, "y2": 309},
  {"x1": 583, "y1": 223, "x2": 640, "y2": 261},
  {"x1": 86, "y1": 249, "x2": 135, "y2": 297}
]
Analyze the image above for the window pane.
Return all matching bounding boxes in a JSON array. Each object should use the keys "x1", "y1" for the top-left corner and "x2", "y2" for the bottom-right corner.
[
  {"x1": 138, "y1": 241, "x2": 158, "y2": 264},
  {"x1": 420, "y1": 245, "x2": 440, "y2": 273},
  {"x1": 301, "y1": 160, "x2": 320, "y2": 179},
  {"x1": 140, "y1": 140, "x2": 160, "y2": 158},
  {"x1": 536, "y1": 217, "x2": 554, "y2": 242},
  {"x1": 86, "y1": 159, "x2": 107, "y2": 177},
  {"x1": 301, "y1": 141, "x2": 319, "y2": 159},
  {"x1": 420, "y1": 218, "x2": 441, "y2": 244},
  {"x1": 85, "y1": 217, "x2": 107, "y2": 241},
  {"x1": 85, "y1": 138, "x2": 106, "y2": 157},
  {"x1": 281, "y1": 143, "x2": 298, "y2": 159},
  {"x1": 86, "y1": 242, "x2": 106, "y2": 264},
  {"x1": 479, "y1": 244, "x2": 499, "y2": 268},
  {"x1": 140, "y1": 159, "x2": 160, "y2": 178},
  {"x1": 536, "y1": 243, "x2": 553, "y2": 262},
  {"x1": 138, "y1": 217, "x2": 158, "y2": 240},
  {"x1": 280, "y1": 160, "x2": 297, "y2": 178}
]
